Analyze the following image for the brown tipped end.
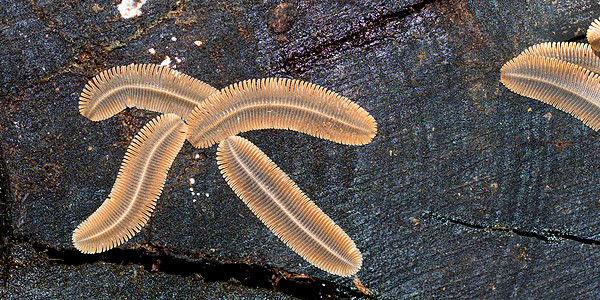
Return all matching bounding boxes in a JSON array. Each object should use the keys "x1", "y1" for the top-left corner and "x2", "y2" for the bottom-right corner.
[
  {"x1": 217, "y1": 136, "x2": 362, "y2": 276},
  {"x1": 501, "y1": 53, "x2": 600, "y2": 131},
  {"x1": 187, "y1": 78, "x2": 377, "y2": 148},
  {"x1": 73, "y1": 114, "x2": 188, "y2": 253}
]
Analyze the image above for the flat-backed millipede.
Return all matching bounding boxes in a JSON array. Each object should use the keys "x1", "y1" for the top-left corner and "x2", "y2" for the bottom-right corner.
[
  {"x1": 187, "y1": 77, "x2": 377, "y2": 148},
  {"x1": 217, "y1": 136, "x2": 362, "y2": 276},
  {"x1": 514, "y1": 42, "x2": 600, "y2": 74},
  {"x1": 501, "y1": 54, "x2": 600, "y2": 130},
  {"x1": 73, "y1": 113, "x2": 188, "y2": 253},
  {"x1": 79, "y1": 64, "x2": 217, "y2": 121}
]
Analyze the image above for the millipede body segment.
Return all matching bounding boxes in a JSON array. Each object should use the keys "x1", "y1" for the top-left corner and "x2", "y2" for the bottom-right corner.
[
  {"x1": 79, "y1": 64, "x2": 217, "y2": 121},
  {"x1": 516, "y1": 42, "x2": 600, "y2": 74},
  {"x1": 501, "y1": 39, "x2": 600, "y2": 131},
  {"x1": 73, "y1": 114, "x2": 188, "y2": 253},
  {"x1": 501, "y1": 55, "x2": 600, "y2": 130},
  {"x1": 217, "y1": 136, "x2": 362, "y2": 276},
  {"x1": 501, "y1": 16, "x2": 600, "y2": 131},
  {"x1": 587, "y1": 18, "x2": 600, "y2": 52},
  {"x1": 187, "y1": 78, "x2": 377, "y2": 148}
]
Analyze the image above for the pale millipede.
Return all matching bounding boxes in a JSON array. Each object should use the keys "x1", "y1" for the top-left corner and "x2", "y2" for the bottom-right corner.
[
  {"x1": 216, "y1": 136, "x2": 362, "y2": 276},
  {"x1": 73, "y1": 114, "x2": 188, "y2": 253},
  {"x1": 79, "y1": 64, "x2": 217, "y2": 121},
  {"x1": 588, "y1": 18, "x2": 600, "y2": 52},
  {"x1": 187, "y1": 78, "x2": 377, "y2": 148},
  {"x1": 501, "y1": 54, "x2": 600, "y2": 130},
  {"x1": 515, "y1": 42, "x2": 600, "y2": 74}
]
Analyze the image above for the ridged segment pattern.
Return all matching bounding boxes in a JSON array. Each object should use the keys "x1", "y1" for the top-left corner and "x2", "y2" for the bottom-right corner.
[
  {"x1": 501, "y1": 55, "x2": 600, "y2": 130},
  {"x1": 187, "y1": 78, "x2": 377, "y2": 148},
  {"x1": 73, "y1": 114, "x2": 188, "y2": 253},
  {"x1": 79, "y1": 64, "x2": 217, "y2": 121},
  {"x1": 217, "y1": 136, "x2": 362, "y2": 276},
  {"x1": 517, "y1": 42, "x2": 600, "y2": 74}
]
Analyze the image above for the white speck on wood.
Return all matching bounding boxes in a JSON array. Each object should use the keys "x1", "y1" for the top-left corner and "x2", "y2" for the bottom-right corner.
[
  {"x1": 117, "y1": 0, "x2": 148, "y2": 19},
  {"x1": 160, "y1": 56, "x2": 172, "y2": 66}
]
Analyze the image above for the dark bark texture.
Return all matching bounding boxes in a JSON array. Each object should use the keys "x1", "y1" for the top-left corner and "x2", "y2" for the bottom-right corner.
[{"x1": 1, "y1": 0, "x2": 600, "y2": 298}]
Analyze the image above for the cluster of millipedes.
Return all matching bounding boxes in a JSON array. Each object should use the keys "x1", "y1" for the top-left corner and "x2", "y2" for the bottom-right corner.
[{"x1": 73, "y1": 64, "x2": 377, "y2": 276}]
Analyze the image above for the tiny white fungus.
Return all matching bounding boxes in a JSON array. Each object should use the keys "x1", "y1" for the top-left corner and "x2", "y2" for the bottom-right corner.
[
  {"x1": 160, "y1": 56, "x2": 172, "y2": 66},
  {"x1": 117, "y1": 0, "x2": 147, "y2": 19}
]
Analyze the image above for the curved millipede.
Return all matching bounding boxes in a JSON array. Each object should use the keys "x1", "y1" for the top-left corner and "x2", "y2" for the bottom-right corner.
[
  {"x1": 187, "y1": 77, "x2": 377, "y2": 148},
  {"x1": 217, "y1": 136, "x2": 362, "y2": 276},
  {"x1": 79, "y1": 64, "x2": 217, "y2": 121},
  {"x1": 588, "y1": 18, "x2": 600, "y2": 52},
  {"x1": 501, "y1": 54, "x2": 600, "y2": 130},
  {"x1": 73, "y1": 114, "x2": 188, "y2": 253},
  {"x1": 516, "y1": 42, "x2": 600, "y2": 74}
]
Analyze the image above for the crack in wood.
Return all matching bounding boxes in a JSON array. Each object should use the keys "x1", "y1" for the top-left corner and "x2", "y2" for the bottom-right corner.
[
  {"x1": 0, "y1": 143, "x2": 13, "y2": 286},
  {"x1": 6, "y1": 236, "x2": 372, "y2": 300},
  {"x1": 423, "y1": 211, "x2": 600, "y2": 245},
  {"x1": 277, "y1": 0, "x2": 439, "y2": 75}
]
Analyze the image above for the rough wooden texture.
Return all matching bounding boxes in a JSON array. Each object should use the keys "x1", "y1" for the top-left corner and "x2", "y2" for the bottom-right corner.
[{"x1": 1, "y1": 0, "x2": 600, "y2": 298}]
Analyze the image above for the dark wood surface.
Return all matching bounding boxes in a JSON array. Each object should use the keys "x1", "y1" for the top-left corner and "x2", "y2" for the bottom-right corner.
[{"x1": 2, "y1": 0, "x2": 600, "y2": 298}]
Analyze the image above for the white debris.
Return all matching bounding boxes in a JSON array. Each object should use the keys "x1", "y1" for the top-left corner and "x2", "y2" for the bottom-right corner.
[
  {"x1": 160, "y1": 56, "x2": 172, "y2": 66},
  {"x1": 189, "y1": 187, "x2": 194, "y2": 192},
  {"x1": 171, "y1": 36, "x2": 177, "y2": 41},
  {"x1": 190, "y1": 178, "x2": 195, "y2": 185},
  {"x1": 205, "y1": 193, "x2": 209, "y2": 197},
  {"x1": 194, "y1": 153, "x2": 200, "y2": 159},
  {"x1": 117, "y1": 0, "x2": 147, "y2": 19},
  {"x1": 194, "y1": 40, "x2": 203, "y2": 46},
  {"x1": 148, "y1": 48, "x2": 156, "y2": 54},
  {"x1": 175, "y1": 57, "x2": 182, "y2": 63}
]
